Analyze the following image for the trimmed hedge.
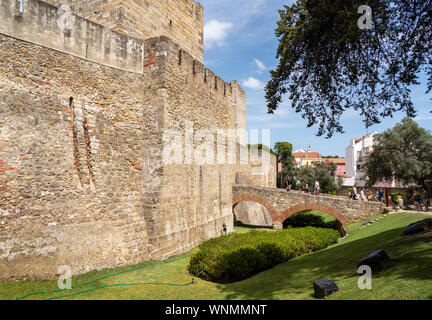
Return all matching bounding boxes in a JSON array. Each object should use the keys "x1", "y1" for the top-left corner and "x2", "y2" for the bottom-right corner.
[{"x1": 188, "y1": 227, "x2": 340, "y2": 283}]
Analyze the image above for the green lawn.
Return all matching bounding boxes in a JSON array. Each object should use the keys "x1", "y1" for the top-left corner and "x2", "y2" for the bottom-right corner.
[{"x1": 2, "y1": 212, "x2": 431, "y2": 300}]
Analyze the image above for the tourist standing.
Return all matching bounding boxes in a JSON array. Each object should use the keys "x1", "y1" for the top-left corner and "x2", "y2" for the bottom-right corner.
[
  {"x1": 360, "y1": 189, "x2": 367, "y2": 201},
  {"x1": 314, "y1": 180, "x2": 320, "y2": 196},
  {"x1": 420, "y1": 188, "x2": 430, "y2": 212},
  {"x1": 411, "y1": 189, "x2": 424, "y2": 212},
  {"x1": 378, "y1": 189, "x2": 385, "y2": 203},
  {"x1": 352, "y1": 185, "x2": 359, "y2": 200},
  {"x1": 285, "y1": 178, "x2": 292, "y2": 191}
]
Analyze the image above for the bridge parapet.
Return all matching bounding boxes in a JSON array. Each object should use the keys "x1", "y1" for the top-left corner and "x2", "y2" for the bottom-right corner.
[{"x1": 232, "y1": 186, "x2": 385, "y2": 225}]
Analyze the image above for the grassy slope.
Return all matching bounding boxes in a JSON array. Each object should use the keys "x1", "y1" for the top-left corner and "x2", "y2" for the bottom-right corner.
[{"x1": 1, "y1": 212, "x2": 431, "y2": 300}]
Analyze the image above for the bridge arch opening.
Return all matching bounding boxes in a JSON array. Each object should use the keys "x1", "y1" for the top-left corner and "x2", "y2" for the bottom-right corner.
[
  {"x1": 279, "y1": 204, "x2": 347, "y2": 236},
  {"x1": 282, "y1": 210, "x2": 338, "y2": 230},
  {"x1": 232, "y1": 194, "x2": 347, "y2": 236},
  {"x1": 232, "y1": 200, "x2": 273, "y2": 228}
]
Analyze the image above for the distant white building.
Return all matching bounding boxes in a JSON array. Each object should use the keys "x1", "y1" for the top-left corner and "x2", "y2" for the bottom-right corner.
[
  {"x1": 343, "y1": 132, "x2": 404, "y2": 188},
  {"x1": 344, "y1": 132, "x2": 377, "y2": 186}
]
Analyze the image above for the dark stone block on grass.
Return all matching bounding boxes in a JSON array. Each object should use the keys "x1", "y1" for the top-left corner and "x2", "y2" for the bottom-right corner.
[
  {"x1": 403, "y1": 219, "x2": 432, "y2": 236},
  {"x1": 357, "y1": 249, "x2": 392, "y2": 273},
  {"x1": 313, "y1": 280, "x2": 339, "y2": 299}
]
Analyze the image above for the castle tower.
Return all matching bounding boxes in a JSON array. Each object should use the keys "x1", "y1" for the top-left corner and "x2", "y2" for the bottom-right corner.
[{"x1": 43, "y1": 0, "x2": 204, "y2": 62}]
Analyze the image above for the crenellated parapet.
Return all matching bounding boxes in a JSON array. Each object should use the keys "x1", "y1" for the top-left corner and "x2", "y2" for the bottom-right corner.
[
  {"x1": 142, "y1": 36, "x2": 247, "y2": 132},
  {"x1": 41, "y1": 0, "x2": 204, "y2": 62},
  {"x1": 0, "y1": 0, "x2": 242, "y2": 109},
  {"x1": 0, "y1": 0, "x2": 145, "y2": 73}
]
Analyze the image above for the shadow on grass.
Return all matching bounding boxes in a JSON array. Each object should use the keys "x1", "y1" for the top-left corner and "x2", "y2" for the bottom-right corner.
[
  {"x1": 214, "y1": 226, "x2": 432, "y2": 300},
  {"x1": 234, "y1": 221, "x2": 273, "y2": 230}
]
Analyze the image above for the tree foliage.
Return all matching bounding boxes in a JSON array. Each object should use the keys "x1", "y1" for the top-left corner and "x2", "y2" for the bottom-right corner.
[
  {"x1": 247, "y1": 144, "x2": 278, "y2": 156},
  {"x1": 266, "y1": 0, "x2": 431, "y2": 137},
  {"x1": 274, "y1": 142, "x2": 294, "y2": 164},
  {"x1": 274, "y1": 142, "x2": 295, "y2": 187},
  {"x1": 364, "y1": 118, "x2": 432, "y2": 197},
  {"x1": 295, "y1": 161, "x2": 339, "y2": 193}
]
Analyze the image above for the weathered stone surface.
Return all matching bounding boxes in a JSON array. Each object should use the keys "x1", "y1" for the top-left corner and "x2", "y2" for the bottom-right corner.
[
  {"x1": 43, "y1": 0, "x2": 205, "y2": 63},
  {"x1": 357, "y1": 249, "x2": 392, "y2": 273},
  {"x1": 403, "y1": 219, "x2": 432, "y2": 235},
  {"x1": 233, "y1": 201, "x2": 273, "y2": 227},
  {"x1": 313, "y1": 280, "x2": 339, "y2": 298},
  {"x1": 272, "y1": 222, "x2": 283, "y2": 230}
]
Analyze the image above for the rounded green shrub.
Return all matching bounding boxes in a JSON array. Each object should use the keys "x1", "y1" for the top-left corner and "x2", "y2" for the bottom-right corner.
[{"x1": 188, "y1": 227, "x2": 340, "y2": 283}]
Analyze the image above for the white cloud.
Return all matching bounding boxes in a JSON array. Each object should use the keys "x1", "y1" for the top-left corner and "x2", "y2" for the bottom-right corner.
[
  {"x1": 204, "y1": 20, "x2": 233, "y2": 49},
  {"x1": 254, "y1": 59, "x2": 267, "y2": 74},
  {"x1": 242, "y1": 77, "x2": 265, "y2": 90}
]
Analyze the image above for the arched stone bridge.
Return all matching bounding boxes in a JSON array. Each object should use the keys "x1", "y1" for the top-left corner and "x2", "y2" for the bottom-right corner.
[{"x1": 232, "y1": 186, "x2": 385, "y2": 232}]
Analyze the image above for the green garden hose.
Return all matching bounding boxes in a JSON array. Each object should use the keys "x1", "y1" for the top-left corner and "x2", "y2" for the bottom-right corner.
[{"x1": 16, "y1": 254, "x2": 193, "y2": 300}]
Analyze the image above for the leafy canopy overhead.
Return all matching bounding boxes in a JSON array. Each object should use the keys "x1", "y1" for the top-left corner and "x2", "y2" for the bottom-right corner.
[{"x1": 266, "y1": 0, "x2": 431, "y2": 137}]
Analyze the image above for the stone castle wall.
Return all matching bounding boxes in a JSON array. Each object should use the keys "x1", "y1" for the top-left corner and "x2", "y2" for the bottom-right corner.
[
  {"x1": 0, "y1": 0, "x2": 275, "y2": 281},
  {"x1": 42, "y1": 0, "x2": 204, "y2": 62},
  {"x1": 0, "y1": 32, "x2": 162, "y2": 280},
  {"x1": 141, "y1": 37, "x2": 240, "y2": 259}
]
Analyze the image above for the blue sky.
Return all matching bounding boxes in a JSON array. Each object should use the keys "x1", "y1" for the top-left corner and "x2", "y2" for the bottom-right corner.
[{"x1": 200, "y1": 0, "x2": 432, "y2": 157}]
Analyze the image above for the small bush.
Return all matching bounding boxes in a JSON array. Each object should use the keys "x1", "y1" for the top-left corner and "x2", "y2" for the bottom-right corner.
[
  {"x1": 283, "y1": 212, "x2": 336, "y2": 229},
  {"x1": 188, "y1": 227, "x2": 340, "y2": 283}
]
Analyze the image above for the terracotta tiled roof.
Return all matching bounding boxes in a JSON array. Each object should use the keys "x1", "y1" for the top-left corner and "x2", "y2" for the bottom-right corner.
[
  {"x1": 293, "y1": 152, "x2": 321, "y2": 158},
  {"x1": 323, "y1": 158, "x2": 345, "y2": 164}
]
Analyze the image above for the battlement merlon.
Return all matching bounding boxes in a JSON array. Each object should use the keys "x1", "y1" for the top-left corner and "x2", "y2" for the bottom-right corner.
[
  {"x1": 41, "y1": 0, "x2": 204, "y2": 62},
  {"x1": 143, "y1": 36, "x2": 246, "y2": 105}
]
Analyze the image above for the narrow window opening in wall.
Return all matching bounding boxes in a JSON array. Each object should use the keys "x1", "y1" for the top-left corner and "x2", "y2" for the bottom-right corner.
[
  {"x1": 178, "y1": 50, "x2": 182, "y2": 65},
  {"x1": 224, "y1": 83, "x2": 226, "y2": 96},
  {"x1": 69, "y1": 97, "x2": 74, "y2": 107},
  {"x1": 192, "y1": 61, "x2": 196, "y2": 76},
  {"x1": 204, "y1": 70, "x2": 207, "y2": 83},
  {"x1": 214, "y1": 77, "x2": 218, "y2": 90},
  {"x1": 169, "y1": 20, "x2": 172, "y2": 27},
  {"x1": 17, "y1": 0, "x2": 24, "y2": 14}
]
